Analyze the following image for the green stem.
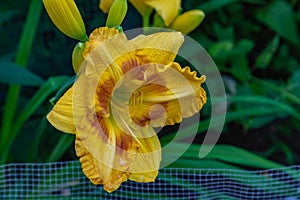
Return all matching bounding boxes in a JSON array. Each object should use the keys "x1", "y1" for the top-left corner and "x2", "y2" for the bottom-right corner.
[
  {"x1": 142, "y1": 10, "x2": 151, "y2": 27},
  {"x1": 0, "y1": 0, "x2": 42, "y2": 164}
]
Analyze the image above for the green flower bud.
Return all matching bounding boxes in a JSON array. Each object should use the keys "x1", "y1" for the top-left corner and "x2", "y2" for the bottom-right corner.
[
  {"x1": 106, "y1": 0, "x2": 128, "y2": 28},
  {"x1": 72, "y1": 42, "x2": 85, "y2": 73}
]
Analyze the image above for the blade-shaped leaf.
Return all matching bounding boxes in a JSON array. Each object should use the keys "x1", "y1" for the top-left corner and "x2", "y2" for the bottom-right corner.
[
  {"x1": 256, "y1": 1, "x2": 299, "y2": 44},
  {"x1": 0, "y1": 62, "x2": 44, "y2": 86}
]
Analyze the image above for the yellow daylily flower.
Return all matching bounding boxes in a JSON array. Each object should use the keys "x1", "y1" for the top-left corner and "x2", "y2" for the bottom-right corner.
[
  {"x1": 170, "y1": 10, "x2": 205, "y2": 34},
  {"x1": 99, "y1": 0, "x2": 181, "y2": 26},
  {"x1": 47, "y1": 27, "x2": 207, "y2": 192},
  {"x1": 43, "y1": 0, "x2": 88, "y2": 41}
]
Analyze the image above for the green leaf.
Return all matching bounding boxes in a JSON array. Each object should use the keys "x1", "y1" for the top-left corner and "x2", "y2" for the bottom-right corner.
[
  {"x1": 233, "y1": 39, "x2": 255, "y2": 55},
  {"x1": 255, "y1": 35, "x2": 280, "y2": 69},
  {"x1": 160, "y1": 95, "x2": 299, "y2": 144},
  {"x1": 202, "y1": 144, "x2": 283, "y2": 169},
  {"x1": 12, "y1": 76, "x2": 71, "y2": 135},
  {"x1": 252, "y1": 77, "x2": 300, "y2": 104},
  {"x1": 0, "y1": 62, "x2": 44, "y2": 86},
  {"x1": 198, "y1": 0, "x2": 239, "y2": 13},
  {"x1": 227, "y1": 95, "x2": 300, "y2": 120},
  {"x1": 208, "y1": 40, "x2": 233, "y2": 63},
  {"x1": 47, "y1": 134, "x2": 74, "y2": 162},
  {"x1": 287, "y1": 69, "x2": 300, "y2": 97},
  {"x1": 0, "y1": 76, "x2": 71, "y2": 164},
  {"x1": 0, "y1": 0, "x2": 43, "y2": 164},
  {"x1": 0, "y1": 10, "x2": 17, "y2": 26},
  {"x1": 256, "y1": 0, "x2": 299, "y2": 44},
  {"x1": 230, "y1": 57, "x2": 251, "y2": 82},
  {"x1": 165, "y1": 142, "x2": 283, "y2": 169},
  {"x1": 229, "y1": 39, "x2": 254, "y2": 82}
]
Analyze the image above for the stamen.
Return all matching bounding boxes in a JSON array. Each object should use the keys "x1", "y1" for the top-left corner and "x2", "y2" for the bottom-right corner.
[{"x1": 129, "y1": 90, "x2": 143, "y2": 107}]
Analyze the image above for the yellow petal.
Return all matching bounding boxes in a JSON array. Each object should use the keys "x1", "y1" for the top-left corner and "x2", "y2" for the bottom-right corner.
[
  {"x1": 170, "y1": 10, "x2": 205, "y2": 34},
  {"x1": 128, "y1": 127, "x2": 161, "y2": 175},
  {"x1": 144, "y1": 0, "x2": 181, "y2": 26},
  {"x1": 129, "y1": 170, "x2": 158, "y2": 182},
  {"x1": 43, "y1": 0, "x2": 87, "y2": 41},
  {"x1": 127, "y1": 62, "x2": 206, "y2": 127},
  {"x1": 128, "y1": 0, "x2": 152, "y2": 17},
  {"x1": 99, "y1": 0, "x2": 114, "y2": 13},
  {"x1": 81, "y1": 30, "x2": 137, "y2": 117},
  {"x1": 83, "y1": 27, "x2": 121, "y2": 58},
  {"x1": 130, "y1": 31, "x2": 184, "y2": 65},
  {"x1": 75, "y1": 133, "x2": 132, "y2": 193},
  {"x1": 73, "y1": 70, "x2": 161, "y2": 191},
  {"x1": 47, "y1": 87, "x2": 76, "y2": 134},
  {"x1": 74, "y1": 117, "x2": 161, "y2": 192}
]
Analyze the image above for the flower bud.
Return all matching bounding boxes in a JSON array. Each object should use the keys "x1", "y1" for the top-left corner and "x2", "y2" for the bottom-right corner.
[
  {"x1": 106, "y1": 0, "x2": 128, "y2": 28},
  {"x1": 72, "y1": 42, "x2": 85, "y2": 73},
  {"x1": 43, "y1": 0, "x2": 88, "y2": 42},
  {"x1": 170, "y1": 10, "x2": 205, "y2": 34}
]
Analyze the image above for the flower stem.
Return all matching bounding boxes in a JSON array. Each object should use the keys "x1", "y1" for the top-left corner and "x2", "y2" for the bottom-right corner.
[
  {"x1": 0, "y1": 0, "x2": 42, "y2": 164},
  {"x1": 142, "y1": 13, "x2": 150, "y2": 27}
]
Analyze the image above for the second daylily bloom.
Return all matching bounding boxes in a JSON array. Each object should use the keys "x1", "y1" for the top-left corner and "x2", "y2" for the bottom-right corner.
[{"x1": 100, "y1": 0, "x2": 181, "y2": 26}]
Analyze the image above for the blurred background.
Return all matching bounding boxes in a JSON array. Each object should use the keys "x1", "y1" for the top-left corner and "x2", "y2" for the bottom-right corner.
[{"x1": 0, "y1": 0, "x2": 300, "y2": 170}]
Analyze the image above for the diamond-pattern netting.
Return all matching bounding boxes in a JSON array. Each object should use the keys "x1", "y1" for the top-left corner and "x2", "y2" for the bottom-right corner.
[{"x1": 1, "y1": 161, "x2": 300, "y2": 199}]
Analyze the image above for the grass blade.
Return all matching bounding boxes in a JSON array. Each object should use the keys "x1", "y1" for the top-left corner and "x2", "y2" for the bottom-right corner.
[
  {"x1": 0, "y1": 76, "x2": 71, "y2": 163},
  {"x1": 0, "y1": 0, "x2": 42, "y2": 164}
]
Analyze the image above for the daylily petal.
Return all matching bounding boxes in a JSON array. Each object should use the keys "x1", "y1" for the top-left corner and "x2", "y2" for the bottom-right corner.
[
  {"x1": 81, "y1": 28, "x2": 137, "y2": 117},
  {"x1": 144, "y1": 0, "x2": 181, "y2": 26},
  {"x1": 72, "y1": 87, "x2": 137, "y2": 187},
  {"x1": 126, "y1": 62, "x2": 206, "y2": 127},
  {"x1": 130, "y1": 31, "x2": 184, "y2": 65},
  {"x1": 42, "y1": 0, "x2": 87, "y2": 41},
  {"x1": 99, "y1": 0, "x2": 114, "y2": 13},
  {"x1": 47, "y1": 87, "x2": 76, "y2": 134},
  {"x1": 83, "y1": 27, "x2": 120, "y2": 58},
  {"x1": 75, "y1": 134, "x2": 131, "y2": 192},
  {"x1": 129, "y1": 171, "x2": 158, "y2": 182},
  {"x1": 128, "y1": 127, "x2": 161, "y2": 175},
  {"x1": 73, "y1": 69, "x2": 161, "y2": 192},
  {"x1": 75, "y1": 119, "x2": 161, "y2": 192}
]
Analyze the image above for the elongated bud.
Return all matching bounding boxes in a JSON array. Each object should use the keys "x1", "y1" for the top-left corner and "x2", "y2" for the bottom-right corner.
[
  {"x1": 106, "y1": 0, "x2": 128, "y2": 27},
  {"x1": 43, "y1": 0, "x2": 88, "y2": 42},
  {"x1": 72, "y1": 42, "x2": 85, "y2": 73},
  {"x1": 170, "y1": 10, "x2": 205, "y2": 34}
]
